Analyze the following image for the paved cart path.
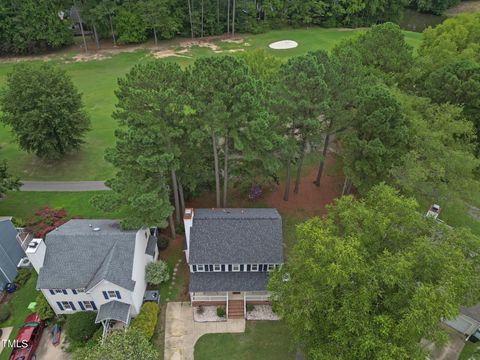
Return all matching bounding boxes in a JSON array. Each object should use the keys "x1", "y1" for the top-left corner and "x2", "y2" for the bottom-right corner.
[{"x1": 20, "y1": 181, "x2": 109, "y2": 192}]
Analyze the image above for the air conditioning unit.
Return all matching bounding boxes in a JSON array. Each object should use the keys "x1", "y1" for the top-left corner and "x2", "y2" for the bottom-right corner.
[{"x1": 17, "y1": 257, "x2": 32, "y2": 269}]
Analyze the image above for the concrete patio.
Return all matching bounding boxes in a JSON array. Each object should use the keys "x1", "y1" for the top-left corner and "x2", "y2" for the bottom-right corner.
[{"x1": 164, "y1": 302, "x2": 245, "y2": 360}]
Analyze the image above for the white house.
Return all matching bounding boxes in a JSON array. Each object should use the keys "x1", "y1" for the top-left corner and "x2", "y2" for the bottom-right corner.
[
  {"x1": 184, "y1": 208, "x2": 283, "y2": 319},
  {"x1": 26, "y1": 219, "x2": 158, "y2": 334}
]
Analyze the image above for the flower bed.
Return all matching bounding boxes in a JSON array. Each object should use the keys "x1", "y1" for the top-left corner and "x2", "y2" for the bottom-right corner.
[
  {"x1": 246, "y1": 305, "x2": 280, "y2": 321},
  {"x1": 194, "y1": 306, "x2": 227, "y2": 322}
]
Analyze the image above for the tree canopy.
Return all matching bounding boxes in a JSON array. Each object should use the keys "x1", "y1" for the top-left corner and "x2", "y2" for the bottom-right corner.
[
  {"x1": 0, "y1": 63, "x2": 90, "y2": 160},
  {"x1": 270, "y1": 184, "x2": 480, "y2": 360}
]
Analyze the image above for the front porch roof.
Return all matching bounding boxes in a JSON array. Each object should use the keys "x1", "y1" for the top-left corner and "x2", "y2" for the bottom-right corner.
[
  {"x1": 95, "y1": 300, "x2": 131, "y2": 324},
  {"x1": 189, "y1": 272, "x2": 268, "y2": 292}
]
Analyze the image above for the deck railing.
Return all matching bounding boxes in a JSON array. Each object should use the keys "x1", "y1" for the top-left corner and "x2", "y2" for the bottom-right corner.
[{"x1": 191, "y1": 294, "x2": 228, "y2": 302}]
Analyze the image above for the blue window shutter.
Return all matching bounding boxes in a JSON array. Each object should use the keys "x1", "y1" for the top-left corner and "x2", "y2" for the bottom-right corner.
[
  {"x1": 62, "y1": 289, "x2": 67, "y2": 295},
  {"x1": 102, "y1": 291, "x2": 108, "y2": 299},
  {"x1": 72, "y1": 289, "x2": 77, "y2": 295},
  {"x1": 78, "y1": 302, "x2": 85, "y2": 310},
  {"x1": 115, "y1": 291, "x2": 121, "y2": 299},
  {"x1": 56, "y1": 302, "x2": 64, "y2": 311},
  {"x1": 92, "y1": 302, "x2": 97, "y2": 310},
  {"x1": 69, "y1": 302, "x2": 76, "y2": 310},
  {"x1": 49, "y1": 290, "x2": 55, "y2": 295}
]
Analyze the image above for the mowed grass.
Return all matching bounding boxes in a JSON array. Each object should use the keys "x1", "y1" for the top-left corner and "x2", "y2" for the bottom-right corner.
[
  {"x1": 0, "y1": 191, "x2": 125, "y2": 221},
  {"x1": 0, "y1": 27, "x2": 422, "y2": 181},
  {"x1": 194, "y1": 321, "x2": 295, "y2": 360}
]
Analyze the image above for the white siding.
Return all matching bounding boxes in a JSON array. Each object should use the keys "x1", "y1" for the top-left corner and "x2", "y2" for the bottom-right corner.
[{"x1": 130, "y1": 229, "x2": 155, "y2": 315}]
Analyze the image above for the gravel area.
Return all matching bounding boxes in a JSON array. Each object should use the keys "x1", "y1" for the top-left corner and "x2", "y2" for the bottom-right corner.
[
  {"x1": 246, "y1": 305, "x2": 280, "y2": 320},
  {"x1": 194, "y1": 306, "x2": 227, "y2": 322}
]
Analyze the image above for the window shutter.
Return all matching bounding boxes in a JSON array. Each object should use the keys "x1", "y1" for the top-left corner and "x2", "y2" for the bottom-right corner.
[
  {"x1": 221, "y1": 265, "x2": 225, "y2": 272},
  {"x1": 247, "y1": 265, "x2": 251, "y2": 271},
  {"x1": 72, "y1": 289, "x2": 77, "y2": 295},
  {"x1": 92, "y1": 302, "x2": 97, "y2": 310},
  {"x1": 62, "y1": 289, "x2": 67, "y2": 295},
  {"x1": 209, "y1": 265, "x2": 213, "y2": 272},
  {"x1": 228, "y1": 265, "x2": 232, "y2": 271},
  {"x1": 49, "y1": 290, "x2": 55, "y2": 295},
  {"x1": 115, "y1": 291, "x2": 121, "y2": 299},
  {"x1": 78, "y1": 302, "x2": 85, "y2": 310},
  {"x1": 192, "y1": 265, "x2": 196, "y2": 272},
  {"x1": 56, "y1": 302, "x2": 64, "y2": 311},
  {"x1": 102, "y1": 291, "x2": 108, "y2": 299},
  {"x1": 69, "y1": 302, "x2": 76, "y2": 310}
]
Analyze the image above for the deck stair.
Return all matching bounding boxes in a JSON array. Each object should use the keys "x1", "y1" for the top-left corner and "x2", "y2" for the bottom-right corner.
[{"x1": 228, "y1": 300, "x2": 244, "y2": 319}]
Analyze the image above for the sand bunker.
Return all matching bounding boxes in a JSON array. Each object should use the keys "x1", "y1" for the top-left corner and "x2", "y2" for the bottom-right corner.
[{"x1": 269, "y1": 40, "x2": 298, "y2": 49}]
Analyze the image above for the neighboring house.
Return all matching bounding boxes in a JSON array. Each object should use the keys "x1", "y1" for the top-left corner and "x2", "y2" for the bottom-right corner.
[
  {"x1": 184, "y1": 208, "x2": 283, "y2": 319},
  {"x1": 445, "y1": 304, "x2": 480, "y2": 340},
  {"x1": 0, "y1": 217, "x2": 26, "y2": 290},
  {"x1": 25, "y1": 219, "x2": 158, "y2": 336}
]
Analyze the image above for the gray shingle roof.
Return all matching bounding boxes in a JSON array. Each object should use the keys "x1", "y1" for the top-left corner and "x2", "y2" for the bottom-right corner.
[
  {"x1": 37, "y1": 220, "x2": 137, "y2": 291},
  {"x1": 0, "y1": 218, "x2": 24, "y2": 288},
  {"x1": 95, "y1": 300, "x2": 131, "y2": 324},
  {"x1": 145, "y1": 235, "x2": 156, "y2": 257},
  {"x1": 189, "y1": 271, "x2": 269, "y2": 292},
  {"x1": 189, "y1": 208, "x2": 283, "y2": 264},
  {"x1": 461, "y1": 304, "x2": 480, "y2": 323}
]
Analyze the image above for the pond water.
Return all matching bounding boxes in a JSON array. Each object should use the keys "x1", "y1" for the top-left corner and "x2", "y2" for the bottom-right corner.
[{"x1": 399, "y1": 9, "x2": 447, "y2": 32}]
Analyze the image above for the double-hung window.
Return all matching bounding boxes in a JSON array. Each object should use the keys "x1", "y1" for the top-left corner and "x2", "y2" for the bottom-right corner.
[
  {"x1": 62, "y1": 301, "x2": 72, "y2": 310},
  {"x1": 251, "y1": 264, "x2": 259, "y2": 272},
  {"x1": 213, "y1": 264, "x2": 221, "y2": 272},
  {"x1": 267, "y1": 264, "x2": 275, "y2": 271},
  {"x1": 232, "y1": 264, "x2": 240, "y2": 272},
  {"x1": 83, "y1": 301, "x2": 94, "y2": 310},
  {"x1": 197, "y1": 264, "x2": 205, "y2": 272},
  {"x1": 103, "y1": 290, "x2": 122, "y2": 300}
]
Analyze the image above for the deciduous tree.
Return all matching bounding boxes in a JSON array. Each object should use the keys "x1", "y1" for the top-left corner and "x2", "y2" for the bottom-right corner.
[
  {"x1": 0, "y1": 63, "x2": 90, "y2": 161},
  {"x1": 270, "y1": 184, "x2": 480, "y2": 360}
]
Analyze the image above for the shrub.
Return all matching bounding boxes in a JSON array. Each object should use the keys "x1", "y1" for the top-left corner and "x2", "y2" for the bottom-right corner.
[
  {"x1": 15, "y1": 268, "x2": 32, "y2": 287},
  {"x1": 196, "y1": 306, "x2": 204, "y2": 315},
  {"x1": 246, "y1": 303, "x2": 255, "y2": 312},
  {"x1": 157, "y1": 235, "x2": 169, "y2": 250},
  {"x1": 0, "y1": 304, "x2": 11, "y2": 323},
  {"x1": 35, "y1": 292, "x2": 54, "y2": 320},
  {"x1": 65, "y1": 312, "x2": 101, "y2": 343},
  {"x1": 145, "y1": 261, "x2": 170, "y2": 285},
  {"x1": 216, "y1": 307, "x2": 225, "y2": 317},
  {"x1": 130, "y1": 302, "x2": 158, "y2": 340}
]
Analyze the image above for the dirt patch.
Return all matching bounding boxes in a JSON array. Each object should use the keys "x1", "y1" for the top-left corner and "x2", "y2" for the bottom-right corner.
[
  {"x1": 186, "y1": 149, "x2": 344, "y2": 218},
  {"x1": 71, "y1": 53, "x2": 111, "y2": 62},
  {"x1": 264, "y1": 151, "x2": 344, "y2": 217},
  {"x1": 214, "y1": 48, "x2": 245, "y2": 53},
  {"x1": 152, "y1": 50, "x2": 191, "y2": 59},
  {"x1": 221, "y1": 38, "x2": 245, "y2": 44},
  {"x1": 181, "y1": 41, "x2": 221, "y2": 51}
]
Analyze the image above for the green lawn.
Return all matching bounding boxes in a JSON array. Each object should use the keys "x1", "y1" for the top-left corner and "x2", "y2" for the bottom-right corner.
[
  {"x1": 194, "y1": 321, "x2": 295, "y2": 360},
  {"x1": 0, "y1": 273, "x2": 39, "y2": 360},
  {"x1": 0, "y1": 27, "x2": 422, "y2": 181},
  {"x1": 459, "y1": 341, "x2": 480, "y2": 360},
  {"x1": 0, "y1": 191, "x2": 125, "y2": 221}
]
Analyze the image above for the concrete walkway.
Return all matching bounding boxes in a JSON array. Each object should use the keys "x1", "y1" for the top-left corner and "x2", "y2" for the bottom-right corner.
[
  {"x1": 164, "y1": 302, "x2": 245, "y2": 360},
  {"x1": 0, "y1": 327, "x2": 12, "y2": 355},
  {"x1": 20, "y1": 181, "x2": 109, "y2": 192}
]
